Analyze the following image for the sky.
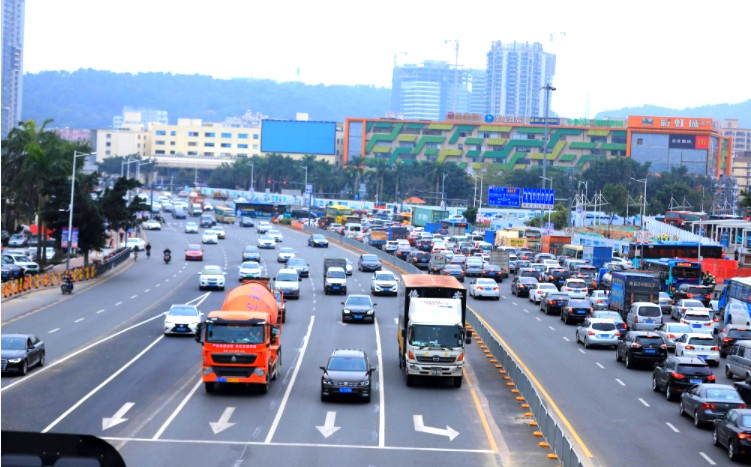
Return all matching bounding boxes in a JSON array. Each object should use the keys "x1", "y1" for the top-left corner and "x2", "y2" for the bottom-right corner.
[{"x1": 23, "y1": 0, "x2": 751, "y2": 119}]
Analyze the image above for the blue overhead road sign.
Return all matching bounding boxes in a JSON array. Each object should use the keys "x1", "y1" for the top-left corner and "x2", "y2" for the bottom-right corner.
[
  {"x1": 521, "y1": 188, "x2": 555, "y2": 209},
  {"x1": 487, "y1": 186, "x2": 521, "y2": 208}
]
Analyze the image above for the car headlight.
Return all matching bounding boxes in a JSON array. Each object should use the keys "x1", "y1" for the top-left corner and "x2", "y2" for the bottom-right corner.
[
  {"x1": 343, "y1": 309, "x2": 351, "y2": 314},
  {"x1": 8, "y1": 358, "x2": 22, "y2": 363},
  {"x1": 253, "y1": 368, "x2": 266, "y2": 376},
  {"x1": 366, "y1": 310, "x2": 374, "y2": 314},
  {"x1": 323, "y1": 378, "x2": 334, "y2": 385}
]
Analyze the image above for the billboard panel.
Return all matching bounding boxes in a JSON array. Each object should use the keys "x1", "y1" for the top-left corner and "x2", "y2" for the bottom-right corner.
[
  {"x1": 521, "y1": 188, "x2": 555, "y2": 209},
  {"x1": 487, "y1": 186, "x2": 521, "y2": 208},
  {"x1": 260, "y1": 120, "x2": 336, "y2": 155}
]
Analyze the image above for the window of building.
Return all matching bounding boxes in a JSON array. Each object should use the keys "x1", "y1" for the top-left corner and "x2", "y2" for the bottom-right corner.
[
  {"x1": 106, "y1": 150, "x2": 111, "y2": 155},
  {"x1": 155, "y1": 130, "x2": 166, "y2": 136},
  {"x1": 155, "y1": 150, "x2": 165, "y2": 154},
  {"x1": 106, "y1": 142, "x2": 111, "y2": 147},
  {"x1": 205, "y1": 142, "x2": 215, "y2": 147},
  {"x1": 188, "y1": 151, "x2": 198, "y2": 156},
  {"x1": 204, "y1": 151, "x2": 214, "y2": 156},
  {"x1": 170, "y1": 130, "x2": 176, "y2": 136},
  {"x1": 221, "y1": 143, "x2": 231, "y2": 148},
  {"x1": 221, "y1": 133, "x2": 232, "y2": 138},
  {"x1": 252, "y1": 144, "x2": 259, "y2": 150},
  {"x1": 106, "y1": 133, "x2": 111, "y2": 139},
  {"x1": 238, "y1": 143, "x2": 248, "y2": 149},
  {"x1": 238, "y1": 153, "x2": 248, "y2": 158},
  {"x1": 637, "y1": 138, "x2": 643, "y2": 145},
  {"x1": 204, "y1": 132, "x2": 215, "y2": 137},
  {"x1": 188, "y1": 142, "x2": 197, "y2": 147},
  {"x1": 238, "y1": 133, "x2": 248, "y2": 139},
  {"x1": 170, "y1": 141, "x2": 175, "y2": 146},
  {"x1": 253, "y1": 134, "x2": 259, "y2": 139},
  {"x1": 170, "y1": 150, "x2": 175, "y2": 155},
  {"x1": 188, "y1": 131, "x2": 199, "y2": 137},
  {"x1": 155, "y1": 140, "x2": 165, "y2": 145}
]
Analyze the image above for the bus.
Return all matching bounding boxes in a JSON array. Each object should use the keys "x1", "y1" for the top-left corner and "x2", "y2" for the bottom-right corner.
[
  {"x1": 325, "y1": 204, "x2": 354, "y2": 225},
  {"x1": 643, "y1": 258, "x2": 702, "y2": 293},
  {"x1": 510, "y1": 227, "x2": 542, "y2": 249},
  {"x1": 664, "y1": 211, "x2": 707, "y2": 228},
  {"x1": 235, "y1": 201, "x2": 287, "y2": 219},
  {"x1": 716, "y1": 277, "x2": 751, "y2": 326},
  {"x1": 630, "y1": 242, "x2": 724, "y2": 261},
  {"x1": 561, "y1": 244, "x2": 584, "y2": 259},
  {"x1": 214, "y1": 206, "x2": 236, "y2": 224}
]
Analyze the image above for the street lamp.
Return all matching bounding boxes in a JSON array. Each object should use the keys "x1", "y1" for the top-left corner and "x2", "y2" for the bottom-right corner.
[
  {"x1": 441, "y1": 173, "x2": 448, "y2": 209},
  {"x1": 302, "y1": 165, "x2": 308, "y2": 208},
  {"x1": 541, "y1": 83, "x2": 556, "y2": 197},
  {"x1": 631, "y1": 177, "x2": 648, "y2": 266},
  {"x1": 67, "y1": 150, "x2": 97, "y2": 271},
  {"x1": 540, "y1": 175, "x2": 552, "y2": 230}
]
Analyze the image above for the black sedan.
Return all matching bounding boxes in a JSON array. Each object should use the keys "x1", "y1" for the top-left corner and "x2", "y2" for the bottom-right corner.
[
  {"x1": 1, "y1": 334, "x2": 45, "y2": 375},
  {"x1": 441, "y1": 264, "x2": 465, "y2": 283},
  {"x1": 308, "y1": 234, "x2": 329, "y2": 248},
  {"x1": 713, "y1": 408, "x2": 751, "y2": 461},
  {"x1": 358, "y1": 254, "x2": 382, "y2": 272},
  {"x1": 540, "y1": 293, "x2": 570, "y2": 315},
  {"x1": 407, "y1": 251, "x2": 431, "y2": 270},
  {"x1": 239, "y1": 216, "x2": 255, "y2": 227},
  {"x1": 511, "y1": 276, "x2": 538, "y2": 297},
  {"x1": 321, "y1": 349, "x2": 376, "y2": 402},
  {"x1": 395, "y1": 245, "x2": 412, "y2": 261},
  {"x1": 680, "y1": 383, "x2": 746, "y2": 428}
]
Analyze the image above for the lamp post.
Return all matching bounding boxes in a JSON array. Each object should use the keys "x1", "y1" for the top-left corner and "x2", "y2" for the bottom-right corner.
[
  {"x1": 540, "y1": 175, "x2": 552, "y2": 230},
  {"x1": 631, "y1": 177, "x2": 648, "y2": 266},
  {"x1": 541, "y1": 83, "x2": 556, "y2": 198},
  {"x1": 302, "y1": 165, "x2": 308, "y2": 208},
  {"x1": 249, "y1": 163, "x2": 254, "y2": 196},
  {"x1": 441, "y1": 173, "x2": 448, "y2": 209},
  {"x1": 67, "y1": 151, "x2": 97, "y2": 271}
]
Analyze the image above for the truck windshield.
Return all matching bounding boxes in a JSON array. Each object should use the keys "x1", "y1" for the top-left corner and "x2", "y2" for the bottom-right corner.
[
  {"x1": 409, "y1": 325, "x2": 462, "y2": 348},
  {"x1": 328, "y1": 270, "x2": 346, "y2": 279},
  {"x1": 206, "y1": 324, "x2": 264, "y2": 344}
]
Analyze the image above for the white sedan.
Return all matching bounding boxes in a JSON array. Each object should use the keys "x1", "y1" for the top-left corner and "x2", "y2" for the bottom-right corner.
[
  {"x1": 201, "y1": 231, "x2": 218, "y2": 244},
  {"x1": 125, "y1": 237, "x2": 146, "y2": 251},
  {"x1": 529, "y1": 283, "x2": 559, "y2": 304},
  {"x1": 561, "y1": 279, "x2": 588, "y2": 299},
  {"x1": 674, "y1": 332, "x2": 720, "y2": 366},
  {"x1": 198, "y1": 265, "x2": 226, "y2": 290},
  {"x1": 238, "y1": 261, "x2": 263, "y2": 281},
  {"x1": 257, "y1": 235, "x2": 276, "y2": 249},
  {"x1": 142, "y1": 219, "x2": 161, "y2": 230},
  {"x1": 370, "y1": 271, "x2": 399, "y2": 296},
  {"x1": 184, "y1": 222, "x2": 199, "y2": 233},
  {"x1": 679, "y1": 309, "x2": 715, "y2": 334},
  {"x1": 163, "y1": 304, "x2": 203, "y2": 335},
  {"x1": 268, "y1": 229, "x2": 284, "y2": 242},
  {"x1": 469, "y1": 278, "x2": 500, "y2": 300},
  {"x1": 276, "y1": 247, "x2": 296, "y2": 263}
]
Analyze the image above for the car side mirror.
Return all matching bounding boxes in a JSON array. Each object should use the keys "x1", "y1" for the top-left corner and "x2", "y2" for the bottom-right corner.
[{"x1": 320, "y1": 366, "x2": 327, "y2": 372}]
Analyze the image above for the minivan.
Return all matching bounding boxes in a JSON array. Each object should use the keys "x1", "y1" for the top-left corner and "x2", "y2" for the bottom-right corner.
[
  {"x1": 626, "y1": 302, "x2": 664, "y2": 331},
  {"x1": 725, "y1": 340, "x2": 751, "y2": 380},
  {"x1": 344, "y1": 223, "x2": 363, "y2": 238}
]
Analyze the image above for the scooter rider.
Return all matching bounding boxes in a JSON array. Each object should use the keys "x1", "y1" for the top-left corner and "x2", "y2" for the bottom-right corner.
[
  {"x1": 145, "y1": 242, "x2": 152, "y2": 259},
  {"x1": 163, "y1": 247, "x2": 172, "y2": 264},
  {"x1": 62, "y1": 270, "x2": 74, "y2": 292}
]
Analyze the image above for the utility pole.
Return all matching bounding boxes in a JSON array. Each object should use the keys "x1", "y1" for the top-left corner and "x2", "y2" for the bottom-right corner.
[{"x1": 541, "y1": 83, "x2": 556, "y2": 199}]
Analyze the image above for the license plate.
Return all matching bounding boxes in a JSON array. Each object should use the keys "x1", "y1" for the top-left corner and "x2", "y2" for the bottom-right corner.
[
  {"x1": 690, "y1": 379, "x2": 702, "y2": 384},
  {"x1": 645, "y1": 349, "x2": 656, "y2": 354},
  {"x1": 576, "y1": 310, "x2": 585, "y2": 314},
  {"x1": 645, "y1": 320, "x2": 653, "y2": 324},
  {"x1": 339, "y1": 388, "x2": 352, "y2": 393},
  {"x1": 598, "y1": 334, "x2": 610, "y2": 338},
  {"x1": 431, "y1": 369, "x2": 442, "y2": 375},
  {"x1": 692, "y1": 324, "x2": 701, "y2": 328},
  {"x1": 699, "y1": 355, "x2": 708, "y2": 359},
  {"x1": 354, "y1": 315, "x2": 362, "y2": 319},
  {"x1": 557, "y1": 302, "x2": 565, "y2": 306},
  {"x1": 227, "y1": 378, "x2": 240, "y2": 383},
  {"x1": 333, "y1": 286, "x2": 340, "y2": 289}
]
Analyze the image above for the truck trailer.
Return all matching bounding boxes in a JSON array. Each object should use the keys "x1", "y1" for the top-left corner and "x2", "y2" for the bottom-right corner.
[
  {"x1": 397, "y1": 275, "x2": 471, "y2": 388},
  {"x1": 608, "y1": 272, "x2": 661, "y2": 320}
]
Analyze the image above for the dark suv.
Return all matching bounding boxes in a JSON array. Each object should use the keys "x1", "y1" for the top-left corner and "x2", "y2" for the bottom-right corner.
[
  {"x1": 672, "y1": 284, "x2": 714, "y2": 307},
  {"x1": 320, "y1": 349, "x2": 375, "y2": 402},
  {"x1": 540, "y1": 292, "x2": 570, "y2": 316},
  {"x1": 716, "y1": 325, "x2": 751, "y2": 358},
  {"x1": 511, "y1": 276, "x2": 539, "y2": 297},
  {"x1": 407, "y1": 251, "x2": 431, "y2": 270},
  {"x1": 416, "y1": 239, "x2": 433, "y2": 252},
  {"x1": 545, "y1": 268, "x2": 570, "y2": 289},
  {"x1": 652, "y1": 356, "x2": 715, "y2": 401},
  {"x1": 616, "y1": 331, "x2": 668, "y2": 369}
]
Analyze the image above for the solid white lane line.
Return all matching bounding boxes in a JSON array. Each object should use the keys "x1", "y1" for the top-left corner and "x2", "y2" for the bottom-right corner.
[
  {"x1": 115, "y1": 301, "x2": 123, "y2": 306},
  {"x1": 264, "y1": 315, "x2": 315, "y2": 444},
  {"x1": 666, "y1": 422, "x2": 679, "y2": 433},
  {"x1": 153, "y1": 378, "x2": 203, "y2": 439},
  {"x1": 74, "y1": 318, "x2": 84, "y2": 323},
  {"x1": 130, "y1": 295, "x2": 138, "y2": 299},
  {"x1": 374, "y1": 316, "x2": 385, "y2": 448},
  {"x1": 42, "y1": 335, "x2": 165, "y2": 433},
  {"x1": 48, "y1": 328, "x2": 60, "y2": 334},
  {"x1": 596, "y1": 362, "x2": 604, "y2": 369},
  {"x1": 96, "y1": 309, "x2": 105, "y2": 314},
  {"x1": 615, "y1": 378, "x2": 626, "y2": 386},
  {"x1": 699, "y1": 452, "x2": 716, "y2": 465},
  {"x1": 638, "y1": 398, "x2": 650, "y2": 407}
]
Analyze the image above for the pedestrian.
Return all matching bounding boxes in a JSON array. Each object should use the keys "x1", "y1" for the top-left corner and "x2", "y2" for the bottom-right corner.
[
  {"x1": 119, "y1": 230, "x2": 125, "y2": 243},
  {"x1": 109, "y1": 238, "x2": 114, "y2": 249},
  {"x1": 735, "y1": 250, "x2": 739, "y2": 261}
]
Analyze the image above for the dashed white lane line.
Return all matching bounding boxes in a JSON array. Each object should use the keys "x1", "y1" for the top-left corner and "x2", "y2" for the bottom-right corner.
[
  {"x1": 156, "y1": 284, "x2": 161, "y2": 287},
  {"x1": 96, "y1": 309, "x2": 104, "y2": 314},
  {"x1": 548, "y1": 326, "x2": 556, "y2": 331},
  {"x1": 502, "y1": 296, "x2": 507, "y2": 299},
  {"x1": 535, "y1": 317, "x2": 542, "y2": 321},
  {"x1": 562, "y1": 336, "x2": 570, "y2": 342},
  {"x1": 524, "y1": 309, "x2": 530, "y2": 313},
  {"x1": 699, "y1": 452, "x2": 716, "y2": 465},
  {"x1": 49, "y1": 328, "x2": 59, "y2": 334},
  {"x1": 144, "y1": 289, "x2": 151, "y2": 293},
  {"x1": 74, "y1": 318, "x2": 84, "y2": 323},
  {"x1": 666, "y1": 422, "x2": 679, "y2": 433},
  {"x1": 638, "y1": 398, "x2": 650, "y2": 407},
  {"x1": 130, "y1": 294, "x2": 138, "y2": 299},
  {"x1": 115, "y1": 301, "x2": 123, "y2": 306},
  {"x1": 578, "y1": 349, "x2": 586, "y2": 354},
  {"x1": 512, "y1": 302, "x2": 518, "y2": 306},
  {"x1": 165, "y1": 279, "x2": 170, "y2": 283},
  {"x1": 615, "y1": 378, "x2": 626, "y2": 386},
  {"x1": 596, "y1": 362, "x2": 604, "y2": 369}
]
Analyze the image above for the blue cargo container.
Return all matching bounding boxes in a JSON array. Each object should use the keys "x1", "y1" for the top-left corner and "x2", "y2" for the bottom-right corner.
[
  {"x1": 609, "y1": 272, "x2": 661, "y2": 320},
  {"x1": 484, "y1": 230, "x2": 497, "y2": 245},
  {"x1": 583, "y1": 246, "x2": 613, "y2": 269},
  {"x1": 424, "y1": 222, "x2": 442, "y2": 234}
]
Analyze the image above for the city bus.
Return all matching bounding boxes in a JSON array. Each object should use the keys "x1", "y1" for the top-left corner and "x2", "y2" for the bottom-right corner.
[
  {"x1": 510, "y1": 227, "x2": 542, "y2": 249},
  {"x1": 643, "y1": 258, "x2": 702, "y2": 293},
  {"x1": 716, "y1": 277, "x2": 751, "y2": 326},
  {"x1": 664, "y1": 211, "x2": 707, "y2": 228},
  {"x1": 561, "y1": 244, "x2": 584, "y2": 259},
  {"x1": 325, "y1": 204, "x2": 354, "y2": 225},
  {"x1": 630, "y1": 242, "x2": 724, "y2": 261},
  {"x1": 235, "y1": 201, "x2": 288, "y2": 219},
  {"x1": 214, "y1": 206, "x2": 236, "y2": 224}
]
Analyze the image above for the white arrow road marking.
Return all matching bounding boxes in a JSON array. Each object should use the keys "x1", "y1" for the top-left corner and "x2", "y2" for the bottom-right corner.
[
  {"x1": 413, "y1": 414, "x2": 459, "y2": 441},
  {"x1": 102, "y1": 402, "x2": 135, "y2": 430},
  {"x1": 210, "y1": 407, "x2": 236, "y2": 434},
  {"x1": 316, "y1": 411, "x2": 341, "y2": 438},
  {"x1": 394, "y1": 318, "x2": 399, "y2": 325}
]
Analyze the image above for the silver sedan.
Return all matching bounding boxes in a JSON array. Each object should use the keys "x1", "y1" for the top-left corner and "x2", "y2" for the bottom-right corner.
[
  {"x1": 575, "y1": 318, "x2": 620, "y2": 349},
  {"x1": 654, "y1": 322, "x2": 692, "y2": 351}
]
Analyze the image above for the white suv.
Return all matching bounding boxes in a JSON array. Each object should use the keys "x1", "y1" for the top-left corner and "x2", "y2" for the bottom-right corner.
[
  {"x1": 561, "y1": 279, "x2": 588, "y2": 299},
  {"x1": 2, "y1": 253, "x2": 39, "y2": 275},
  {"x1": 274, "y1": 268, "x2": 300, "y2": 299},
  {"x1": 257, "y1": 221, "x2": 272, "y2": 234},
  {"x1": 197, "y1": 265, "x2": 226, "y2": 290}
]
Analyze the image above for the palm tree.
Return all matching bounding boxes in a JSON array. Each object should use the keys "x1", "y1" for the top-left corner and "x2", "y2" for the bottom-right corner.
[
  {"x1": 345, "y1": 156, "x2": 365, "y2": 199},
  {"x1": 366, "y1": 158, "x2": 390, "y2": 203}
]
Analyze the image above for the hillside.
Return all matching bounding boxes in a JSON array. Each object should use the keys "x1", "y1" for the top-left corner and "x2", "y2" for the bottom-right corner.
[{"x1": 20, "y1": 69, "x2": 751, "y2": 129}]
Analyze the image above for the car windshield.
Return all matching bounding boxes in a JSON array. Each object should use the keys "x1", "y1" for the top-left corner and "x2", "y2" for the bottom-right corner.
[
  {"x1": 289, "y1": 259, "x2": 305, "y2": 266},
  {"x1": 260, "y1": 236, "x2": 273, "y2": 241},
  {"x1": 346, "y1": 296, "x2": 372, "y2": 307},
  {"x1": 567, "y1": 282, "x2": 586, "y2": 289},
  {"x1": 740, "y1": 415, "x2": 751, "y2": 429},
  {"x1": 728, "y1": 329, "x2": 751, "y2": 339},
  {"x1": 636, "y1": 336, "x2": 664, "y2": 346},
  {"x1": 375, "y1": 273, "x2": 395, "y2": 281},
  {"x1": 362, "y1": 255, "x2": 378, "y2": 261},
  {"x1": 684, "y1": 314, "x2": 710, "y2": 322},
  {"x1": 277, "y1": 273, "x2": 298, "y2": 282},
  {"x1": 639, "y1": 306, "x2": 661, "y2": 317},
  {"x1": 202, "y1": 267, "x2": 222, "y2": 275},
  {"x1": 444, "y1": 265, "x2": 461, "y2": 272},
  {"x1": 520, "y1": 278, "x2": 538, "y2": 284},
  {"x1": 327, "y1": 356, "x2": 367, "y2": 372},
  {"x1": 595, "y1": 312, "x2": 622, "y2": 321},
  {"x1": 682, "y1": 300, "x2": 705, "y2": 308},
  {"x1": 241, "y1": 262, "x2": 260, "y2": 269},
  {"x1": 477, "y1": 279, "x2": 496, "y2": 286},
  {"x1": 676, "y1": 364, "x2": 711, "y2": 375},
  {"x1": 592, "y1": 322, "x2": 616, "y2": 331},
  {"x1": 1, "y1": 336, "x2": 26, "y2": 350},
  {"x1": 659, "y1": 292, "x2": 671, "y2": 299},
  {"x1": 409, "y1": 324, "x2": 463, "y2": 348},
  {"x1": 687, "y1": 286, "x2": 710, "y2": 294},
  {"x1": 279, "y1": 248, "x2": 295, "y2": 253},
  {"x1": 549, "y1": 294, "x2": 569, "y2": 301},
  {"x1": 169, "y1": 306, "x2": 198, "y2": 316},
  {"x1": 244, "y1": 246, "x2": 257, "y2": 252},
  {"x1": 669, "y1": 324, "x2": 692, "y2": 333},
  {"x1": 187, "y1": 245, "x2": 201, "y2": 251},
  {"x1": 205, "y1": 323, "x2": 264, "y2": 344}
]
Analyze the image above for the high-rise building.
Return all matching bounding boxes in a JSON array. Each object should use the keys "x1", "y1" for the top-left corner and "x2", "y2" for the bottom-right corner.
[
  {"x1": 485, "y1": 41, "x2": 555, "y2": 118},
  {"x1": 2, "y1": 0, "x2": 25, "y2": 139},
  {"x1": 391, "y1": 61, "x2": 470, "y2": 120},
  {"x1": 113, "y1": 107, "x2": 168, "y2": 129},
  {"x1": 468, "y1": 69, "x2": 487, "y2": 115}
]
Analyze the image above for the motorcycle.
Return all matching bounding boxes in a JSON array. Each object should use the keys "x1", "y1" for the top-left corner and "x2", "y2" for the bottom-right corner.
[
  {"x1": 163, "y1": 252, "x2": 171, "y2": 264},
  {"x1": 61, "y1": 280, "x2": 73, "y2": 295}
]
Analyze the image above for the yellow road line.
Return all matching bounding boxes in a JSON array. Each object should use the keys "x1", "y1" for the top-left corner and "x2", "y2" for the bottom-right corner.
[
  {"x1": 472, "y1": 309, "x2": 594, "y2": 459},
  {"x1": 464, "y1": 370, "x2": 499, "y2": 454}
]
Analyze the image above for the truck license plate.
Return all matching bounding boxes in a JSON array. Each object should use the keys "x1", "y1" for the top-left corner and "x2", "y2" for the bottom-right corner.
[{"x1": 228, "y1": 378, "x2": 240, "y2": 383}]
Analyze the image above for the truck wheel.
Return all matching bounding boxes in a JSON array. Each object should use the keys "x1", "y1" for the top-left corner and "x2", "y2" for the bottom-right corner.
[
  {"x1": 204, "y1": 382, "x2": 215, "y2": 393},
  {"x1": 259, "y1": 368, "x2": 270, "y2": 394},
  {"x1": 453, "y1": 376, "x2": 463, "y2": 388},
  {"x1": 406, "y1": 374, "x2": 415, "y2": 387}
]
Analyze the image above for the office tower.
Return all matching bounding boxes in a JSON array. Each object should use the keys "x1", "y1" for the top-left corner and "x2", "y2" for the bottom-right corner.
[
  {"x1": 391, "y1": 61, "x2": 470, "y2": 120},
  {"x1": 2, "y1": 0, "x2": 25, "y2": 139}
]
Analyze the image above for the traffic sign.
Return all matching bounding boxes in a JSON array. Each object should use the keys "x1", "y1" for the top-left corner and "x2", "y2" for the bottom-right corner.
[
  {"x1": 521, "y1": 188, "x2": 555, "y2": 209},
  {"x1": 487, "y1": 186, "x2": 521, "y2": 208}
]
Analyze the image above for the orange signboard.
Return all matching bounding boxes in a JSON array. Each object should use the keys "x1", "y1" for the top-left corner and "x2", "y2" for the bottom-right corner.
[{"x1": 628, "y1": 116, "x2": 719, "y2": 131}]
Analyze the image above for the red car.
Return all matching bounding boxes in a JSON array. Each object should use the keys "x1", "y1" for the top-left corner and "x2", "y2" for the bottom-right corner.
[{"x1": 185, "y1": 244, "x2": 204, "y2": 261}]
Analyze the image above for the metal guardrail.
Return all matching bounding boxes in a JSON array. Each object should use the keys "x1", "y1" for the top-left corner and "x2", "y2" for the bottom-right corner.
[
  {"x1": 94, "y1": 248, "x2": 132, "y2": 276},
  {"x1": 303, "y1": 224, "x2": 586, "y2": 466}
]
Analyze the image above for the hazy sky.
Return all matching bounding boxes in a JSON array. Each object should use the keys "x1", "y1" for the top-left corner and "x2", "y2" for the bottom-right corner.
[{"x1": 24, "y1": 0, "x2": 750, "y2": 119}]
